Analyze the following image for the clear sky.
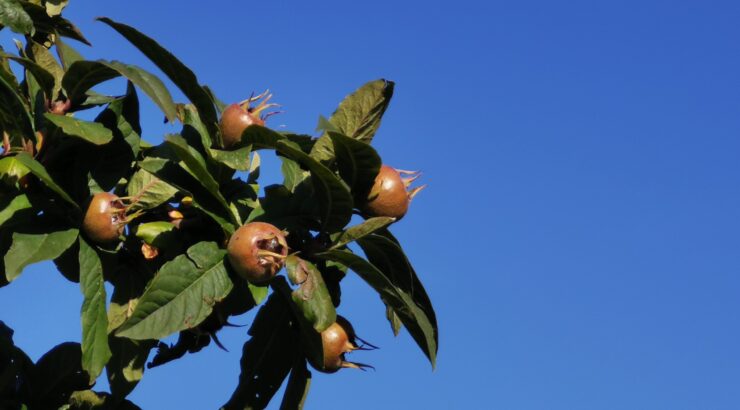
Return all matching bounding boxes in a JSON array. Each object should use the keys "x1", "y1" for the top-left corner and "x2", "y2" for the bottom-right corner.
[{"x1": 2, "y1": 0, "x2": 740, "y2": 409}]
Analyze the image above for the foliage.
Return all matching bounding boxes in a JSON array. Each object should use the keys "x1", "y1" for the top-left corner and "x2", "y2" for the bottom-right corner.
[{"x1": 0, "y1": 1, "x2": 437, "y2": 409}]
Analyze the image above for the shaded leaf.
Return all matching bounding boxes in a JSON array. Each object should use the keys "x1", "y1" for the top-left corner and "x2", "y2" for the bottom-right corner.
[
  {"x1": 14, "y1": 152, "x2": 78, "y2": 208},
  {"x1": 386, "y1": 305, "x2": 401, "y2": 336},
  {"x1": 0, "y1": 73, "x2": 33, "y2": 146},
  {"x1": 106, "y1": 337, "x2": 154, "y2": 401},
  {"x1": 63, "y1": 60, "x2": 177, "y2": 121},
  {"x1": 328, "y1": 131, "x2": 381, "y2": 198},
  {"x1": 32, "y1": 342, "x2": 91, "y2": 409},
  {"x1": 44, "y1": 113, "x2": 113, "y2": 145},
  {"x1": 127, "y1": 168, "x2": 178, "y2": 212},
  {"x1": 0, "y1": 193, "x2": 31, "y2": 228},
  {"x1": 55, "y1": 37, "x2": 84, "y2": 70},
  {"x1": 115, "y1": 242, "x2": 233, "y2": 340},
  {"x1": 329, "y1": 79, "x2": 394, "y2": 143},
  {"x1": 97, "y1": 17, "x2": 219, "y2": 143},
  {"x1": 4, "y1": 227, "x2": 78, "y2": 282},
  {"x1": 78, "y1": 238, "x2": 111, "y2": 383},
  {"x1": 134, "y1": 221, "x2": 176, "y2": 245},
  {"x1": 20, "y1": 2, "x2": 89, "y2": 45},
  {"x1": 317, "y1": 249, "x2": 437, "y2": 367},
  {"x1": 0, "y1": 51, "x2": 54, "y2": 98},
  {"x1": 279, "y1": 361, "x2": 311, "y2": 410},
  {"x1": 210, "y1": 145, "x2": 252, "y2": 171}
]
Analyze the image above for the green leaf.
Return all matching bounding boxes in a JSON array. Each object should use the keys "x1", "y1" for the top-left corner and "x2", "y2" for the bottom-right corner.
[
  {"x1": 20, "y1": 2, "x2": 89, "y2": 45},
  {"x1": 329, "y1": 79, "x2": 394, "y2": 143},
  {"x1": 33, "y1": 343, "x2": 92, "y2": 409},
  {"x1": 127, "y1": 168, "x2": 178, "y2": 212},
  {"x1": 209, "y1": 146, "x2": 252, "y2": 171},
  {"x1": 0, "y1": 155, "x2": 30, "y2": 185},
  {"x1": 55, "y1": 37, "x2": 84, "y2": 70},
  {"x1": 280, "y1": 361, "x2": 311, "y2": 410},
  {"x1": 0, "y1": 72, "x2": 33, "y2": 146},
  {"x1": 328, "y1": 131, "x2": 382, "y2": 197},
  {"x1": 78, "y1": 238, "x2": 111, "y2": 384},
  {"x1": 0, "y1": 193, "x2": 31, "y2": 228},
  {"x1": 4, "y1": 227, "x2": 78, "y2": 282},
  {"x1": 0, "y1": 51, "x2": 55, "y2": 99},
  {"x1": 331, "y1": 216, "x2": 396, "y2": 250},
  {"x1": 280, "y1": 157, "x2": 308, "y2": 192},
  {"x1": 63, "y1": 60, "x2": 177, "y2": 121},
  {"x1": 386, "y1": 305, "x2": 401, "y2": 336},
  {"x1": 317, "y1": 248, "x2": 437, "y2": 368},
  {"x1": 115, "y1": 242, "x2": 233, "y2": 340},
  {"x1": 44, "y1": 113, "x2": 113, "y2": 145},
  {"x1": 165, "y1": 134, "x2": 235, "y2": 223},
  {"x1": 221, "y1": 291, "x2": 297, "y2": 410},
  {"x1": 134, "y1": 221, "x2": 176, "y2": 245},
  {"x1": 27, "y1": 41, "x2": 63, "y2": 99},
  {"x1": 286, "y1": 256, "x2": 336, "y2": 332},
  {"x1": 0, "y1": 0, "x2": 33, "y2": 35},
  {"x1": 97, "y1": 17, "x2": 219, "y2": 144},
  {"x1": 14, "y1": 152, "x2": 77, "y2": 207},
  {"x1": 276, "y1": 141, "x2": 353, "y2": 232},
  {"x1": 45, "y1": 0, "x2": 68, "y2": 17},
  {"x1": 106, "y1": 337, "x2": 154, "y2": 400}
]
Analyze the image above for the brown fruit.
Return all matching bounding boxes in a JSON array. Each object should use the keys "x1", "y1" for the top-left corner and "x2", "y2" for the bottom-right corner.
[
  {"x1": 363, "y1": 165, "x2": 424, "y2": 220},
  {"x1": 226, "y1": 222, "x2": 288, "y2": 284},
  {"x1": 315, "y1": 316, "x2": 371, "y2": 373},
  {"x1": 82, "y1": 192, "x2": 126, "y2": 244},
  {"x1": 218, "y1": 91, "x2": 278, "y2": 149}
]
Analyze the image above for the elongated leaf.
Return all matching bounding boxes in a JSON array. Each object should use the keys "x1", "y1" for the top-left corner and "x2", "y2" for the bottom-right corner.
[
  {"x1": 106, "y1": 337, "x2": 154, "y2": 400},
  {"x1": 0, "y1": 194, "x2": 31, "y2": 227},
  {"x1": 221, "y1": 291, "x2": 296, "y2": 410},
  {"x1": 97, "y1": 17, "x2": 219, "y2": 142},
  {"x1": 0, "y1": 0, "x2": 33, "y2": 34},
  {"x1": 127, "y1": 168, "x2": 178, "y2": 211},
  {"x1": 21, "y1": 2, "x2": 89, "y2": 44},
  {"x1": 210, "y1": 145, "x2": 252, "y2": 171},
  {"x1": 14, "y1": 152, "x2": 77, "y2": 207},
  {"x1": 276, "y1": 141, "x2": 353, "y2": 232},
  {"x1": 281, "y1": 157, "x2": 307, "y2": 192},
  {"x1": 63, "y1": 60, "x2": 176, "y2": 121},
  {"x1": 78, "y1": 238, "x2": 111, "y2": 383},
  {"x1": 4, "y1": 227, "x2": 78, "y2": 282},
  {"x1": 280, "y1": 361, "x2": 311, "y2": 410},
  {"x1": 44, "y1": 113, "x2": 113, "y2": 145},
  {"x1": 165, "y1": 134, "x2": 235, "y2": 223},
  {"x1": 0, "y1": 51, "x2": 54, "y2": 98},
  {"x1": 0, "y1": 73, "x2": 33, "y2": 145},
  {"x1": 115, "y1": 242, "x2": 233, "y2": 340},
  {"x1": 329, "y1": 79, "x2": 394, "y2": 143},
  {"x1": 27, "y1": 41, "x2": 63, "y2": 99},
  {"x1": 55, "y1": 37, "x2": 84, "y2": 70},
  {"x1": 386, "y1": 305, "x2": 402, "y2": 336},
  {"x1": 32, "y1": 342, "x2": 91, "y2": 409},
  {"x1": 328, "y1": 131, "x2": 381, "y2": 197},
  {"x1": 134, "y1": 221, "x2": 175, "y2": 245},
  {"x1": 286, "y1": 256, "x2": 336, "y2": 332},
  {"x1": 317, "y1": 249, "x2": 437, "y2": 367},
  {"x1": 331, "y1": 217, "x2": 395, "y2": 250}
]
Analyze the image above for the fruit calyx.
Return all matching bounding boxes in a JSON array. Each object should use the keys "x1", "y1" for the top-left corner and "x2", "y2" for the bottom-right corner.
[
  {"x1": 219, "y1": 90, "x2": 281, "y2": 149},
  {"x1": 82, "y1": 192, "x2": 140, "y2": 244},
  {"x1": 363, "y1": 164, "x2": 426, "y2": 220},
  {"x1": 226, "y1": 222, "x2": 289, "y2": 284},
  {"x1": 317, "y1": 316, "x2": 376, "y2": 373}
]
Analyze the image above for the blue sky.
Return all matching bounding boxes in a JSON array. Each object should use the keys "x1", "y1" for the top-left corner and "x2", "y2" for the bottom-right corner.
[{"x1": 2, "y1": 0, "x2": 740, "y2": 408}]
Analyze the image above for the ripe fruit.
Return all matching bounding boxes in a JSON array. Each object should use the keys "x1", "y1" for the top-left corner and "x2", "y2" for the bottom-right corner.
[
  {"x1": 48, "y1": 99, "x2": 71, "y2": 115},
  {"x1": 363, "y1": 165, "x2": 425, "y2": 220},
  {"x1": 315, "y1": 316, "x2": 373, "y2": 373},
  {"x1": 219, "y1": 91, "x2": 279, "y2": 149},
  {"x1": 227, "y1": 222, "x2": 288, "y2": 284},
  {"x1": 82, "y1": 192, "x2": 127, "y2": 244}
]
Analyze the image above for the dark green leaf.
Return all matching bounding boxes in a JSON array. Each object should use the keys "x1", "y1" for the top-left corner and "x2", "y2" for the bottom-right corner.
[
  {"x1": 0, "y1": 73, "x2": 33, "y2": 146},
  {"x1": 134, "y1": 221, "x2": 176, "y2": 245},
  {"x1": 276, "y1": 141, "x2": 353, "y2": 232},
  {"x1": 78, "y1": 238, "x2": 111, "y2": 383},
  {"x1": 280, "y1": 157, "x2": 307, "y2": 192},
  {"x1": 331, "y1": 217, "x2": 395, "y2": 250},
  {"x1": 44, "y1": 113, "x2": 113, "y2": 145},
  {"x1": 0, "y1": 51, "x2": 54, "y2": 98},
  {"x1": 221, "y1": 291, "x2": 296, "y2": 410},
  {"x1": 32, "y1": 342, "x2": 91, "y2": 409},
  {"x1": 14, "y1": 152, "x2": 77, "y2": 207},
  {"x1": 280, "y1": 361, "x2": 311, "y2": 410},
  {"x1": 286, "y1": 255, "x2": 336, "y2": 332},
  {"x1": 386, "y1": 305, "x2": 401, "y2": 336},
  {"x1": 115, "y1": 242, "x2": 233, "y2": 340},
  {"x1": 0, "y1": 0, "x2": 33, "y2": 34},
  {"x1": 240, "y1": 124, "x2": 290, "y2": 149},
  {"x1": 329, "y1": 79, "x2": 394, "y2": 143},
  {"x1": 27, "y1": 41, "x2": 63, "y2": 99},
  {"x1": 317, "y1": 249, "x2": 437, "y2": 367},
  {"x1": 328, "y1": 131, "x2": 381, "y2": 198},
  {"x1": 97, "y1": 17, "x2": 219, "y2": 143},
  {"x1": 106, "y1": 337, "x2": 154, "y2": 401},
  {"x1": 0, "y1": 193, "x2": 31, "y2": 228},
  {"x1": 209, "y1": 146, "x2": 252, "y2": 171},
  {"x1": 63, "y1": 60, "x2": 177, "y2": 121},
  {"x1": 20, "y1": 2, "x2": 89, "y2": 45},
  {"x1": 55, "y1": 37, "x2": 84, "y2": 70},
  {"x1": 4, "y1": 227, "x2": 78, "y2": 282}
]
